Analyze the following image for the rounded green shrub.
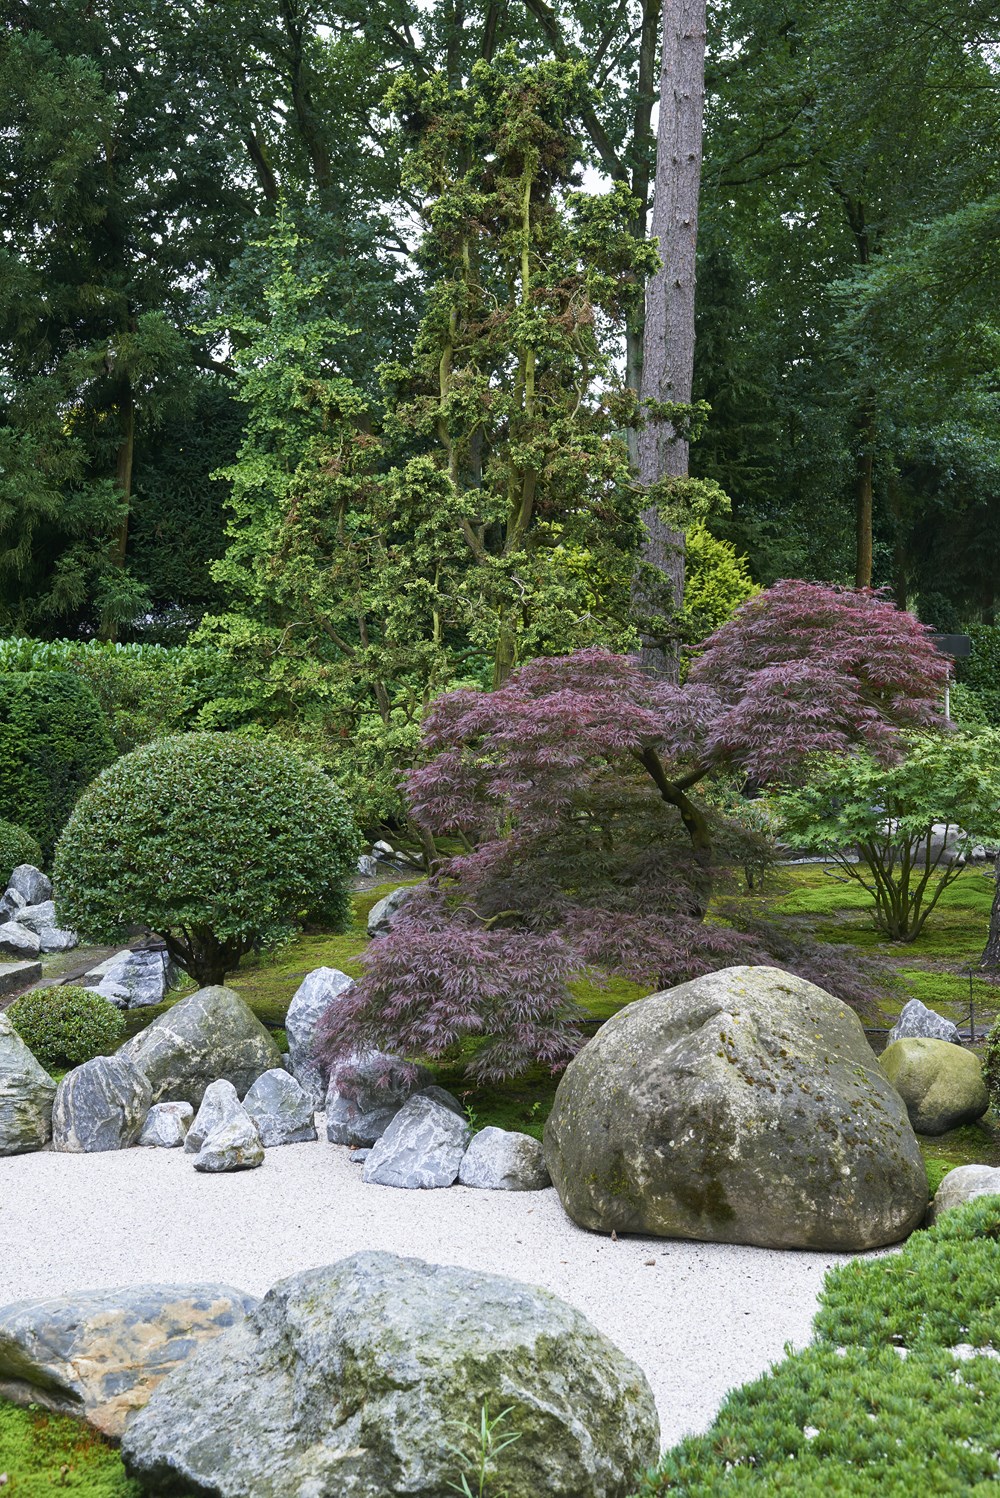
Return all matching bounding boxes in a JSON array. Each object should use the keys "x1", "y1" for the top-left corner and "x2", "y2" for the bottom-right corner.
[
  {"x1": 0, "y1": 670, "x2": 117, "y2": 859},
  {"x1": 983, "y1": 1015, "x2": 1000, "y2": 1116},
  {"x1": 8, "y1": 985, "x2": 125, "y2": 1069},
  {"x1": 0, "y1": 818, "x2": 43, "y2": 885},
  {"x1": 54, "y1": 731, "x2": 361, "y2": 985}
]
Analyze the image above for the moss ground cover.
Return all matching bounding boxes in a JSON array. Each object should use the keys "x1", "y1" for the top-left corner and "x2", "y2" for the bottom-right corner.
[{"x1": 0, "y1": 1401, "x2": 140, "y2": 1496}]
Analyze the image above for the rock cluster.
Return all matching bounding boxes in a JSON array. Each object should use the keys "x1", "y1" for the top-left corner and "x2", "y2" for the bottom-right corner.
[{"x1": 0, "y1": 865, "x2": 77, "y2": 955}]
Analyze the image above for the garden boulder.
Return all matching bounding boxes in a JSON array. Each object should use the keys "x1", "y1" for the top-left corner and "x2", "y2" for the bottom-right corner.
[
  {"x1": 459, "y1": 1126, "x2": 551, "y2": 1191},
  {"x1": 880, "y1": 1037, "x2": 989, "y2": 1135},
  {"x1": 362, "y1": 1092, "x2": 471, "y2": 1189},
  {"x1": 139, "y1": 1101, "x2": 194, "y2": 1149},
  {"x1": 366, "y1": 884, "x2": 416, "y2": 938},
  {"x1": 118, "y1": 985, "x2": 282, "y2": 1107},
  {"x1": 928, "y1": 1164, "x2": 1000, "y2": 1223},
  {"x1": 0, "y1": 1283, "x2": 257, "y2": 1438},
  {"x1": 285, "y1": 966, "x2": 354, "y2": 1103},
  {"x1": 51, "y1": 1055, "x2": 152, "y2": 1152},
  {"x1": 325, "y1": 1050, "x2": 433, "y2": 1146},
  {"x1": 89, "y1": 949, "x2": 177, "y2": 1009},
  {"x1": 0, "y1": 920, "x2": 40, "y2": 959},
  {"x1": 888, "y1": 998, "x2": 960, "y2": 1046},
  {"x1": 243, "y1": 1068, "x2": 317, "y2": 1146},
  {"x1": 544, "y1": 965, "x2": 928, "y2": 1251},
  {"x1": 0, "y1": 1011, "x2": 55, "y2": 1155},
  {"x1": 120, "y1": 1251, "x2": 659, "y2": 1497},
  {"x1": 8, "y1": 864, "x2": 52, "y2": 905},
  {"x1": 185, "y1": 1079, "x2": 264, "y2": 1173}
]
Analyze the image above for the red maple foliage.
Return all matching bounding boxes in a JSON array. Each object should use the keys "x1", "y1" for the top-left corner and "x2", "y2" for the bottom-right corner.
[{"x1": 318, "y1": 583, "x2": 947, "y2": 1082}]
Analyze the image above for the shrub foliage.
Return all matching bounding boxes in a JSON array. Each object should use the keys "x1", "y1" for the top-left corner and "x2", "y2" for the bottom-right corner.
[
  {"x1": 54, "y1": 732, "x2": 360, "y2": 984},
  {"x1": 0, "y1": 670, "x2": 117, "y2": 858},
  {"x1": 8, "y1": 985, "x2": 125, "y2": 1069},
  {"x1": 0, "y1": 817, "x2": 43, "y2": 885}
]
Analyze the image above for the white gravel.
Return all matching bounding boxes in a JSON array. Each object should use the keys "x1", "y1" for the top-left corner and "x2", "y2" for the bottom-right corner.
[{"x1": 0, "y1": 1131, "x2": 852, "y2": 1448}]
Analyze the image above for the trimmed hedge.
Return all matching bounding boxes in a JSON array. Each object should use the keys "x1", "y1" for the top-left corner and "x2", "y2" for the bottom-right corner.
[
  {"x1": 54, "y1": 731, "x2": 361, "y2": 984},
  {"x1": 0, "y1": 671, "x2": 117, "y2": 859},
  {"x1": 634, "y1": 1198, "x2": 1000, "y2": 1495},
  {"x1": 7, "y1": 985, "x2": 125, "y2": 1070},
  {"x1": 0, "y1": 817, "x2": 43, "y2": 885}
]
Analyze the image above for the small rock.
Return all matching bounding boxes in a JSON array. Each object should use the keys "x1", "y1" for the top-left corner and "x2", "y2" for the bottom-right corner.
[
  {"x1": 7, "y1": 866, "x2": 52, "y2": 906},
  {"x1": 186, "y1": 1079, "x2": 264, "y2": 1173},
  {"x1": 185, "y1": 1080, "x2": 245, "y2": 1154},
  {"x1": 0, "y1": 922, "x2": 40, "y2": 960},
  {"x1": 52, "y1": 1056, "x2": 152, "y2": 1153},
  {"x1": 0, "y1": 1012, "x2": 55, "y2": 1156},
  {"x1": 0, "y1": 1284, "x2": 257, "y2": 1438},
  {"x1": 325, "y1": 1051, "x2": 433, "y2": 1147},
  {"x1": 356, "y1": 854, "x2": 378, "y2": 877},
  {"x1": 285, "y1": 967, "x2": 354, "y2": 1104},
  {"x1": 90, "y1": 949, "x2": 178, "y2": 1009},
  {"x1": 10, "y1": 900, "x2": 55, "y2": 934},
  {"x1": 362, "y1": 1093, "x2": 472, "y2": 1189},
  {"x1": 349, "y1": 1148, "x2": 371, "y2": 1162},
  {"x1": 0, "y1": 888, "x2": 26, "y2": 924},
  {"x1": 38, "y1": 927, "x2": 78, "y2": 953},
  {"x1": 372, "y1": 840, "x2": 394, "y2": 857},
  {"x1": 243, "y1": 1069, "x2": 317, "y2": 1146},
  {"x1": 888, "y1": 998, "x2": 961, "y2": 1046},
  {"x1": 139, "y1": 1101, "x2": 194, "y2": 1148},
  {"x1": 928, "y1": 1164, "x2": 1000, "y2": 1223},
  {"x1": 367, "y1": 884, "x2": 416, "y2": 938},
  {"x1": 880, "y1": 1037, "x2": 989, "y2": 1135},
  {"x1": 459, "y1": 1127, "x2": 551, "y2": 1191}
]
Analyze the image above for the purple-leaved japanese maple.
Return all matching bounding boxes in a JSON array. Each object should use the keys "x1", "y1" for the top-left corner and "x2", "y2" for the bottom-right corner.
[{"x1": 318, "y1": 583, "x2": 947, "y2": 1083}]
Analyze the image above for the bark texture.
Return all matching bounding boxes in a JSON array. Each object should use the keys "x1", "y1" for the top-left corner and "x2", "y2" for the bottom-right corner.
[
  {"x1": 634, "y1": 0, "x2": 707, "y2": 680},
  {"x1": 981, "y1": 872, "x2": 1000, "y2": 970}
]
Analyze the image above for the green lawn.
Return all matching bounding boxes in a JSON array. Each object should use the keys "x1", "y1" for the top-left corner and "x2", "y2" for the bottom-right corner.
[{"x1": 0, "y1": 1401, "x2": 139, "y2": 1496}]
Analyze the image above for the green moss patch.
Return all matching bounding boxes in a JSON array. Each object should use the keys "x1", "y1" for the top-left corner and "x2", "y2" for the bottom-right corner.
[{"x1": 0, "y1": 1401, "x2": 140, "y2": 1495}]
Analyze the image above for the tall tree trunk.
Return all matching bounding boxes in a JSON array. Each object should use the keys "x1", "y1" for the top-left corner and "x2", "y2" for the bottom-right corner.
[
  {"x1": 633, "y1": 0, "x2": 706, "y2": 681},
  {"x1": 982, "y1": 871, "x2": 1000, "y2": 970},
  {"x1": 854, "y1": 408, "x2": 875, "y2": 588},
  {"x1": 625, "y1": 0, "x2": 661, "y2": 466},
  {"x1": 100, "y1": 380, "x2": 134, "y2": 642}
]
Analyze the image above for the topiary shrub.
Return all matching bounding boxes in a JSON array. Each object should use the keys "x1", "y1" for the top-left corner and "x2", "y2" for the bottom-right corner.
[
  {"x1": 0, "y1": 671, "x2": 117, "y2": 859},
  {"x1": 7, "y1": 986, "x2": 125, "y2": 1070},
  {"x1": 54, "y1": 731, "x2": 360, "y2": 985},
  {"x1": 983, "y1": 1016, "x2": 1000, "y2": 1116},
  {"x1": 0, "y1": 818, "x2": 43, "y2": 886}
]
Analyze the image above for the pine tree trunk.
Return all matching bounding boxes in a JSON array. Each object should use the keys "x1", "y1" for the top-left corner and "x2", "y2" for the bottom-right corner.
[
  {"x1": 981, "y1": 871, "x2": 1000, "y2": 970},
  {"x1": 634, "y1": 0, "x2": 707, "y2": 681},
  {"x1": 100, "y1": 381, "x2": 134, "y2": 642}
]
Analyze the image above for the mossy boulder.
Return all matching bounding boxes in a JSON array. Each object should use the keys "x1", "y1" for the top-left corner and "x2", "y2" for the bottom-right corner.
[
  {"x1": 880, "y1": 1037, "x2": 989, "y2": 1136},
  {"x1": 118, "y1": 986, "x2": 282, "y2": 1108},
  {"x1": 0, "y1": 1011, "x2": 55, "y2": 1156},
  {"x1": 121, "y1": 1251, "x2": 659, "y2": 1497},
  {"x1": 544, "y1": 965, "x2": 927, "y2": 1251}
]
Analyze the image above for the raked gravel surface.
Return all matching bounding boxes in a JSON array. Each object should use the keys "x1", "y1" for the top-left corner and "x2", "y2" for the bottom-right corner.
[{"x1": 0, "y1": 1125, "x2": 856, "y2": 1448}]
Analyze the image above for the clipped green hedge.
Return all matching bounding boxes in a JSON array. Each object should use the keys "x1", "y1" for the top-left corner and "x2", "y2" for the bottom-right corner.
[
  {"x1": 0, "y1": 671, "x2": 117, "y2": 859},
  {"x1": 635, "y1": 1198, "x2": 1000, "y2": 1495},
  {"x1": 0, "y1": 816, "x2": 43, "y2": 885},
  {"x1": 7, "y1": 985, "x2": 125, "y2": 1070}
]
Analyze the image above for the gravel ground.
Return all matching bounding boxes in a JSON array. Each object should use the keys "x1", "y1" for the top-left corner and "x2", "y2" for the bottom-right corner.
[{"x1": 0, "y1": 1130, "x2": 853, "y2": 1449}]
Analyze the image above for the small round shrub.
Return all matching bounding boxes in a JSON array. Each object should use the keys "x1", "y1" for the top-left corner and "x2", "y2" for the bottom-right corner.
[
  {"x1": 0, "y1": 818, "x2": 43, "y2": 885},
  {"x1": 8, "y1": 986, "x2": 125, "y2": 1069},
  {"x1": 983, "y1": 1015, "x2": 1000, "y2": 1116},
  {"x1": 54, "y1": 731, "x2": 361, "y2": 985}
]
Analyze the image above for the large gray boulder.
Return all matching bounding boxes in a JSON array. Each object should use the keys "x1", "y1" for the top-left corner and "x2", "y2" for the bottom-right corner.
[
  {"x1": 185, "y1": 1079, "x2": 264, "y2": 1173},
  {"x1": 362, "y1": 1092, "x2": 471, "y2": 1189},
  {"x1": 243, "y1": 1068, "x2": 317, "y2": 1146},
  {"x1": 15, "y1": 899, "x2": 56, "y2": 934},
  {"x1": 285, "y1": 966, "x2": 354, "y2": 1103},
  {"x1": 0, "y1": 1011, "x2": 55, "y2": 1155},
  {"x1": 459, "y1": 1126, "x2": 551, "y2": 1191},
  {"x1": 880, "y1": 1037, "x2": 989, "y2": 1135},
  {"x1": 118, "y1": 986, "x2": 282, "y2": 1107},
  {"x1": 139, "y1": 1101, "x2": 194, "y2": 1148},
  {"x1": 888, "y1": 998, "x2": 961, "y2": 1046},
  {"x1": 367, "y1": 884, "x2": 416, "y2": 938},
  {"x1": 928, "y1": 1164, "x2": 1000, "y2": 1224},
  {"x1": 0, "y1": 920, "x2": 40, "y2": 959},
  {"x1": 52, "y1": 1055, "x2": 152, "y2": 1153},
  {"x1": 120, "y1": 1252, "x2": 659, "y2": 1498},
  {"x1": 90, "y1": 949, "x2": 178, "y2": 1009},
  {"x1": 8, "y1": 865, "x2": 52, "y2": 905},
  {"x1": 544, "y1": 965, "x2": 928, "y2": 1251},
  {"x1": 0, "y1": 1283, "x2": 257, "y2": 1439},
  {"x1": 325, "y1": 1051, "x2": 433, "y2": 1147}
]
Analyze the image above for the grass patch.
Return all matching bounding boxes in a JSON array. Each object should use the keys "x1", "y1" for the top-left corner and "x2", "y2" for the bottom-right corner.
[
  {"x1": 0, "y1": 1400, "x2": 139, "y2": 1495},
  {"x1": 919, "y1": 1118, "x2": 1000, "y2": 1196}
]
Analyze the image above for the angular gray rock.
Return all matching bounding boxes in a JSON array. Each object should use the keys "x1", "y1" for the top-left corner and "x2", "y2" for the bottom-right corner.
[
  {"x1": 119, "y1": 986, "x2": 282, "y2": 1107},
  {"x1": 52, "y1": 1055, "x2": 152, "y2": 1153},
  {"x1": 91, "y1": 949, "x2": 178, "y2": 1009},
  {"x1": 8, "y1": 865, "x2": 52, "y2": 905},
  {"x1": 367, "y1": 883, "x2": 416, "y2": 937},
  {"x1": 13, "y1": 899, "x2": 56, "y2": 933},
  {"x1": 349, "y1": 1147, "x2": 371, "y2": 1162},
  {"x1": 928, "y1": 1164, "x2": 1000, "y2": 1224},
  {"x1": 325, "y1": 1051, "x2": 433, "y2": 1147},
  {"x1": 139, "y1": 1101, "x2": 194, "y2": 1148},
  {"x1": 880, "y1": 1037, "x2": 989, "y2": 1135},
  {"x1": 416, "y1": 1084, "x2": 463, "y2": 1115},
  {"x1": 285, "y1": 966, "x2": 354, "y2": 1104},
  {"x1": 0, "y1": 958, "x2": 42, "y2": 996},
  {"x1": 0, "y1": 1283, "x2": 257, "y2": 1438},
  {"x1": 362, "y1": 1093, "x2": 472, "y2": 1189},
  {"x1": 888, "y1": 998, "x2": 961, "y2": 1045},
  {"x1": 0, "y1": 886, "x2": 26, "y2": 924},
  {"x1": 243, "y1": 1068, "x2": 317, "y2": 1146},
  {"x1": 459, "y1": 1126, "x2": 551, "y2": 1191},
  {"x1": 120, "y1": 1252, "x2": 659, "y2": 1498},
  {"x1": 0, "y1": 1011, "x2": 56, "y2": 1156},
  {"x1": 38, "y1": 925, "x2": 78, "y2": 953},
  {"x1": 356, "y1": 854, "x2": 378, "y2": 877},
  {"x1": 0, "y1": 920, "x2": 40, "y2": 959},
  {"x1": 544, "y1": 965, "x2": 929, "y2": 1252},
  {"x1": 185, "y1": 1079, "x2": 264, "y2": 1173}
]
